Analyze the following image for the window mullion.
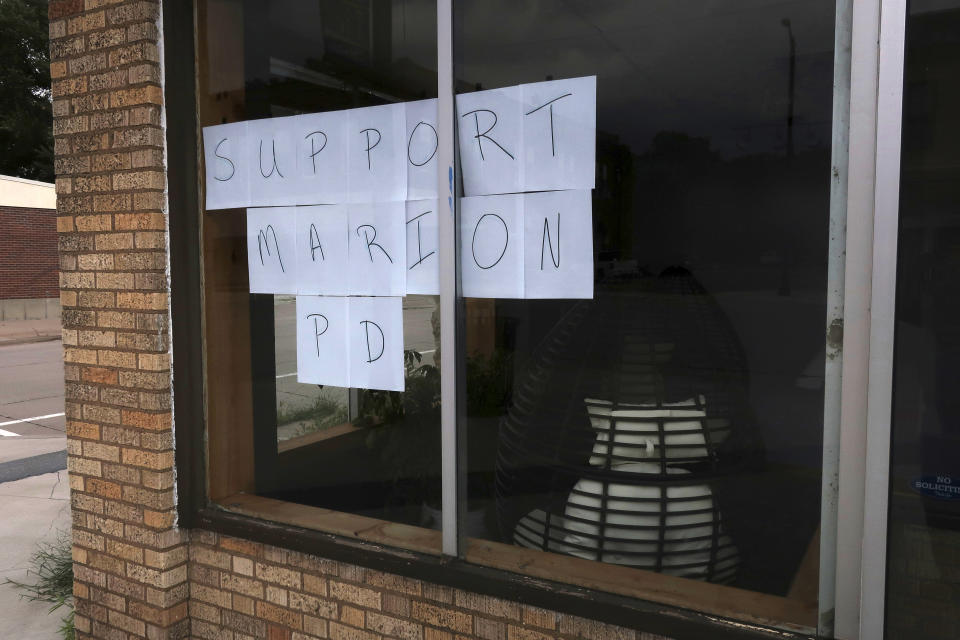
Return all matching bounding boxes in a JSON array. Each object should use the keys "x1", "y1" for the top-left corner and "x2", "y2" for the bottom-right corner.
[{"x1": 437, "y1": 0, "x2": 459, "y2": 558}]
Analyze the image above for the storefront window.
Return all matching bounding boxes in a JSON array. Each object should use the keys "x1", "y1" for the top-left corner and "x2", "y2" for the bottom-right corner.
[
  {"x1": 191, "y1": 0, "x2": 846, "y2": 632},
  {"x1": 455, "y1": 0, "x2": 835, "y2": 630},
  {"x1": 886, "y1": 1, "x2": 960, "y2": 637},
  {"x1": 197, "y1": 0, "x2": 443, "y2": 548}
]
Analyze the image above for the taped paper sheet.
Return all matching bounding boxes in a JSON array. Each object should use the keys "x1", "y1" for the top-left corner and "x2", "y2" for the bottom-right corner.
[
  {"x1": 523, "y1": 190, "x2": 594, "y2": 299},
  {"x1": 461, "y1": 193, "x2": 524, "y2": 298},
  {"x1": 245, "y1": 117, "x2": 299, "y2": 207},
  {"x1": 293, "y1": 110, "x2": 350, "y2": 205},
  {"x1": 521, "y1": 76, "x2": 597, "y2": 192},
  {"x1": 456, "y1": 86, "x2": 524, "y2": 196},
  {"x1": 247, "y1": 207, "x2": 297, "y2": 294},
  {"x1": 348, "y1": 202, "x2": 406, "y2": 296},
  {"x1": 405, "y1": 199, "x2": 440, "y2": 295},
  {"x1": 296, "y1": 295, "x2": 350, "y2": 387},
  {"x1": 295, "y1": 205, "x2": 349, "y2": 295},
  {"x1": 203, "y1": 121, "x2": 249, "y2": 210},
  {"x1": 347, "y1": 103, "x2": 407, "y2": 203},
  {"x1": 405, "y1": 99, "x2": 440, "y2": 200},
  {"x1": 349, "y1": 296, "x2": 405, "y2": 392}
]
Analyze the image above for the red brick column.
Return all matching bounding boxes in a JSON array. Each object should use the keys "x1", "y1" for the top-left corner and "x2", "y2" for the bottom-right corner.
[{"x1": 49, "y1": 1, "x2": 188, "y2": 638}]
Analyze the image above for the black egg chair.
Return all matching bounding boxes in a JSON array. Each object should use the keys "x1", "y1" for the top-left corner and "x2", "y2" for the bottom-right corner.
[{"x1": 495, "y1": 268, "x2": 760, "y2": 583}]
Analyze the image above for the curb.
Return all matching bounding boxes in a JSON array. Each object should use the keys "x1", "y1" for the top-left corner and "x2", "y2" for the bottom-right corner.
[
  {"x1": 0, "y1": 334, "x2": 62, "y2": 347},
  {"x1": 0, "y1": 450, "x2": 67, "y2": 484}
]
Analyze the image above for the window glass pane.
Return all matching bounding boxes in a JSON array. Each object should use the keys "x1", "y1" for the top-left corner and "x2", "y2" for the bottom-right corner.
[
  {"x1": 454, "y1": 1, "x2": 835, "y2": 629},
  {"x1": 196, "y1": 0, "x2": 442, "y2": 542},
  {"x1": 886, "y1": 2, "x2": 960, "y2": 637}
]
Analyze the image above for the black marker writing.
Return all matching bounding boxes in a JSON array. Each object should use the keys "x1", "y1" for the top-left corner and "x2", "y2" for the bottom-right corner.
[
  {"x1": 471, "y1": 213, "x2": 508, "y2": 270},
  {"x1": 360, "y1": 128, "x2": 382, "y2": 170},
  {"x1": 356, "y1": 224, "x2": 393, "y2": 263},
  {"x1": 306, "y1": 313, "x2": 328, "y2": 357},
  {"x1": 461, "y1": 109, "x2": 514, "y2": 161},
  {"x1": 257, "y1": 225, "x2": 285, "y2": 272},
  {"x1": 524, "y1": 93, "x2": 573, "y2": 156},
  {"x1": 406, "y1": 210, "x2": 436, "y2": 269},
  {"x1": 305, "y1": 131, "x2": 327, "y2": 174},
  {"x1": 308, "y1": 223, "x2": 324, "y2": 261},
  {"x1": 213, "y1": 138, "x2": 235, "y2": 181},
  {"x1": 359, "y1": 320, "x2": 385, "y2": 363},
  {"x1": 540, "y1": 213, "x2": 560, "y2": 269},
  {"x1": 259, "y1": 139, "x2": 285, "y2": 178},
  {"x1": 407, "y1": 121, "x2": 438, "y2": 167}
]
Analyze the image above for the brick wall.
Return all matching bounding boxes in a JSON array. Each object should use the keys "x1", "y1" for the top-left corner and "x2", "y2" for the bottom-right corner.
[
  {"x1": 188, "y1": 531, "x2": 666, "y2": 640},
  {"x1": 49, "y1": 2, "x2": 674, "y2": 640},
  {"x1": 0, "y1": 205, "x2": 59, "y2": 299},
  {"x1": 49, "y1": 0, "x2": 188, "y2": 638}
]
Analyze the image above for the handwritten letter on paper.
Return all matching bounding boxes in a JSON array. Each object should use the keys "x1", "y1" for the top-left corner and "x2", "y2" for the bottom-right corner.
[
  {"x1": 203, "y1": 121, "x2": 249, "y2": 210},
  {"x1": 405, "y1": 199, "x2": 439, "y2": 295},
  {"x1": 460, "y1": 194, "x2": 524, "y2": 298},
  {"x1": 348, "y1": 202, "x2": 406, "y2": 296},
  {"x1": 456, "y1": 86, "x2": 524, "y2": 196},
  {"x1": 523, "y1": 190, "x2": 593, "y2": 299},
  {"x1": 349, "y1": 296, "x2": 404, "y2": 392},
  {"x1": 293, "y1": 110, "x2": 350, "y2": 205},
  {"x1": 247, "y1": 207, "x2": 297, "y2": 294},
  {"x1": 347, "y1": 104, "x2": 407, "y2": 203},
  {"x1": 296, "y1": 295, "x2": 350, "y2": 388},
  {"x1": 522, "y1": 76, "x2": 596, "y2": 192},
  {"x1": 405, "y1": 99, "x2": 440, "y2": 200},
  {"x1": 245, "y1": 118, "x2": 298, "y2": 207},
  {"x1": 295, "y1": 205, "x2": 349, "y2": 295}
]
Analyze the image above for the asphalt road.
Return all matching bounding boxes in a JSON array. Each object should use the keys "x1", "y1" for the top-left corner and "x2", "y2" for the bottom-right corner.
[
  {"x1": 0, "y1": 296, "x2": 439, "y2": 454},
  {"x1": 0, "y1": 340, "x2": 66, "y2": 464},
  {"x1": 274, "y1": 294, "x2": 438, "y2": 414}
]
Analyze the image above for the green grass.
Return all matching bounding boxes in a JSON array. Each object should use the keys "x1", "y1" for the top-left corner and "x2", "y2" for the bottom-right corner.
[{"x1": 5, "y1": 530, "x2": 74, "y2": 640}]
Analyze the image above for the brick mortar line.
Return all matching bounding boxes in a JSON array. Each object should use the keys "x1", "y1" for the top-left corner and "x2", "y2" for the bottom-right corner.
[
  {"x1": 68, "y1": 469, "x2": 175, "y2": 486},
  {"x1": 192, "y1": 543, "x2": 542, "y2": 627}
]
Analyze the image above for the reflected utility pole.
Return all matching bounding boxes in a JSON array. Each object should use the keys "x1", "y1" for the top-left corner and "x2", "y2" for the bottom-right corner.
[{"x1": 782, "y1": 18, "x2": 796, "y2": 158}]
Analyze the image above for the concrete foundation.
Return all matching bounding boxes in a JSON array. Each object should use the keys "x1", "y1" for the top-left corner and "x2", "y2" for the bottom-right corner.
[{"x1": 0, "y1": 298, "x2": 60, "y2": 321}]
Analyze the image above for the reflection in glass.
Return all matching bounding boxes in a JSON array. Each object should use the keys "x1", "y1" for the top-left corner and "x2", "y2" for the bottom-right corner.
[
  {"x1": 197, "y1": 0, "x2": 441, "y2": 531},
  {"x1": 886, "y1": 2, "x2": 960, "y2": 638},
  {"x1": 455, "y1": 0, "x2": 834, "y2": 626}
]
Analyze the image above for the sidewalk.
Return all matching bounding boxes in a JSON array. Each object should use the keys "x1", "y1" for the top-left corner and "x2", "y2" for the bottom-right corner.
[
  {"x1": 0, "y1": 317, "x2": 62, "y2": 346},
  {"x1": 0, "y1": 471, "x2": 71, "y2": 640},
  {"x1": 0, "y1": 319, "x2": 70, "y2": 638}
]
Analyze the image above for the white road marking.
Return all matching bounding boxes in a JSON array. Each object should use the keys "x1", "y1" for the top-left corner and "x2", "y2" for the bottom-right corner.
[
  {"x1": 0, "y1": 412, "x2": 66, "y2": 429},
  {"x1": 0, "y1": 429, "x2": 19, "y2": 437}
]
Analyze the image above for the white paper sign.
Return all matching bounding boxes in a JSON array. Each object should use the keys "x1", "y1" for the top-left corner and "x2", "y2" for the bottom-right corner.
[
  {"x1": 461, "y1": 194, "x2": 524, "y2": 298},
  {"x1": 295, "y1": 205, "x2": 349, "y2": 295},
  {"x1": 523, "y1": 190, "x2": 593, "y2": 299},
  {"x1": 293, "y1": 110, "x2": 350, "y2": 205},
  {"x1": 522, "y1": 76, "x2": 596, "y2": 192},
  {"x1": 456, "y1": 86, "x2": 524, "y2": 196},
  {"x1": 405, "y1": 199, "x2": 439, "y2": 295},
  {"x1": 348, "y1": 104, "x2": 407, "y2": 203},
  {"x1": 296, "y1": 295, "x2": 350, "y2": 388},
  {"x1": 245, "y1": 117, "x2": 299, "y2": 207},
  {"x1": 247, "y1": 207, "x2": 297, "y2": 294},
  {"x1": 348, "y1": 202, "x2": 406, "y2": 296},
  {"x1": 349, "y1": 296, "x2": 404, "y2": 392},
  {"x1": 203, "y1": 121, "x2": 249, "y2": 210},
  {"x1": 405, "y1": 99, "x2": 440, "y2": 200}
]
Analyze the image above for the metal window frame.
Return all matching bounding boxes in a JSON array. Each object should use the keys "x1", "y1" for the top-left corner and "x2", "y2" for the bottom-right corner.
[
  {"x1": 860, "y1": 1, "x2": 908, "y2": 638},
  {"x1": 828, "y1": 0, "x2": 907, "y2": 638}
]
